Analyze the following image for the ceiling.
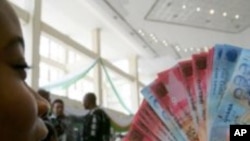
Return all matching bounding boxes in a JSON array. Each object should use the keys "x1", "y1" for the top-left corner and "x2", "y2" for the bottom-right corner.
[
  {"x1": 82, "y1": 0, "x2": 250, "y2": 74},
  {"x1": 42, "y1": 0, "x2": 146, "y2": 61},
  {"x1": 41, "y1": 0, "x2": 250, "y2": 81},
  {"x1": 146, "y1": 0, "x2": 250, "y2": 33}
]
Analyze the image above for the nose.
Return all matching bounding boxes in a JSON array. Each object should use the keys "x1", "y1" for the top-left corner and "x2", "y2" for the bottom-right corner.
[
  {"x1": 27, "y1": 86, "x2": 50, "y2": 117},
  {"x1": 37, "y1": 98, "x2": 50, "y2": 117},
  {"x1": 25, "y1": 86, "x2": 50, "y2": 140}
]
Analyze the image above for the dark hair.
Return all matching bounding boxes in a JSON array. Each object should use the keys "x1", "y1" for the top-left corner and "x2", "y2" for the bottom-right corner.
[
  {"x1": 38, "y1": 89, "x2": 51, "y2": 102},
  {"x1": 38, "y1": 89, "x2": 50, "y2": 94},
  {"x1": 85, "y1": 92, "x2": 96, "y2": 104},
  {"x1": 52, "y1": 99, "x2": 64, "y2": 107}
]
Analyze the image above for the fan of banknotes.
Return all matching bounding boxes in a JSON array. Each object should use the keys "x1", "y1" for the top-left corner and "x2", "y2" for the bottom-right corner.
[{"x1": 124, "y1": 44, "x2": 250, "y2": 141}]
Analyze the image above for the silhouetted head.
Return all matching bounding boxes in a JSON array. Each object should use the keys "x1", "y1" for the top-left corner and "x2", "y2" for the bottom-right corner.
[{"x1": 83, "y1": 92, "x2": 97, "y2": 110}]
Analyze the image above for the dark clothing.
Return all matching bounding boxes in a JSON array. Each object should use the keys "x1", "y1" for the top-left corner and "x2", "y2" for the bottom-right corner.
[
  {"x1": 42, "y1": 121, "x2": 58, "y2": 141},
  {"x1": 82, "y1": 108, "x2": 111, "y2": 141},
  {"x1": 42, "y1": 117, "x2": 58, "y2": 141},
  {"x1": 50, "y1": 115, "x2": 76, "y2": 141},
  {"x1": 50, "y1": 115, "x2": 67, "y2": 139}
]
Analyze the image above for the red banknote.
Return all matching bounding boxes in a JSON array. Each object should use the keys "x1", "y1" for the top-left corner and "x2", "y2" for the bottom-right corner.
[
  {"x1": 125, "y1": 100, "x2": 174, "y2": 141},
  {"x1": 153, "y1": 66, "x2": 199, "y2": 141},
  {"x1": 192, "y1": 52, "x2": 208, "y2": 141},
  {"x1": 179, "y1": 60, "x2": 199, "y2": 126}
]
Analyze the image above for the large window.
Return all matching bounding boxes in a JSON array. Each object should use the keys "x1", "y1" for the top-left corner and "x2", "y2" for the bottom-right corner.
[
  {"x1": 41, "y1": 0, "x2": 93, "y2": 51},
  {"x1": 39, "y1": 34, "x2": 96, "y2": 100},
  {"x1": 67, "y1": 50, "x2": 84, "y2": 64},
  {"x1": 68, "y1": 79, "x2": 94, "y2": 102},
  {"x1": 39, "y1": 35, "x2": 67, "y2": 96},
  {"x1": 113, "y1": 59, "x2": 130, "y2": 74},
  {"x1": 102, "y1": 68, "x2": 133, "y2": 114},
  {"x1": 39, "y1": 62, "x2": 66, "y2": 96},
  {"x1": 40, "y1": 35, "x2": 66, "y2": 64}
]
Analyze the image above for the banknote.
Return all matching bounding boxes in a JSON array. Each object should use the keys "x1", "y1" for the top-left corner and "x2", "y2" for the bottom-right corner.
[
  {"x1": 206, "y1": 45, "x2": 242, "y2": 139},
  {"x1": 192, "y1": 52, "x2": 208, "y2": 122},
  {"x1": 209, "y1": 48, "x2": 250, "y2": 141},
  {"x1": 143, "y1": 102, "x2": 175, "y2": 141},
  {"x1": 157, "y1": 66, "x2": 199, "y2": 141},
  {"x1": 206, "y1": 46, "x2": 222, "y2": 129},
  {"x1": 206, "y1": 47, "x2": 214, "y2": 92},
  {"x1": 192, "y1": 52, "x2": 208, "y2": 141},
  {"x1": 133, "y1": 100, "x2": 175, "y2": 141},
  {"x1": 141, "y1": 84, "x2": 187, "y2": 141},
  {"x1": 179, "y1": 60, "x2": 199, "y2": 126},
  {"x1": 124, "y1": 123, "x2": 157, "y2": 141}
]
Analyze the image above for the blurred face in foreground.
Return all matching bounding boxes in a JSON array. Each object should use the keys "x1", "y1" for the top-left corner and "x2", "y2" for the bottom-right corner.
[{"x1": 0, "y1": 1, "x2": 49, "y2": 140}]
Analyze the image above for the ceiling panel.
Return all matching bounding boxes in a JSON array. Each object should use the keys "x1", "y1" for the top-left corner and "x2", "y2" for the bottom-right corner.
[{"x1": 146, "y1": 0, "x2": 250, "y2": 33}]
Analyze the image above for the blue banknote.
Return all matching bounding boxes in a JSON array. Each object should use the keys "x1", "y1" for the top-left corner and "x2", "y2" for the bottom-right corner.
[
  {"x1": 207, "y1": 44, "x2": 242, "y2": 138},
  {"x1": 209, "y1": 48, "x2": 250, "y2": 141}
]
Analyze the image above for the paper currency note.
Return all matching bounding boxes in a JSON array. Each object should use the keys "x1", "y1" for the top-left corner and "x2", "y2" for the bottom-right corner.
[
  {"x1": 192, "y1": 52, "x2": 208, "y2": 122},
  {"x1": 157, "y1": 66, "x2": 199, "y2": 141},
  {"x1": 179, "y1": 60, "x2": 199, "y2": 126},
  {"x1": 133, "y1": 100, "x2": 175, "y2": 141},
  {"x1": 124, "y1": 123, "x2": 156, "y2": 141},
  {"x1": 142, "y1": 84, "x2": 187, "y2": 141},
  {"x1": 206, "y1": 45, "x2": 242, "y2": 140},
  {"x1": 209, "y1": 48, "x2": 250, "y2": 141}
]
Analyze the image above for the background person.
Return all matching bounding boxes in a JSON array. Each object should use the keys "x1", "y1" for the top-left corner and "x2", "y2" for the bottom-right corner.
[{"x1": 82, "y1": 92, "x2": 111, "y2": 141}]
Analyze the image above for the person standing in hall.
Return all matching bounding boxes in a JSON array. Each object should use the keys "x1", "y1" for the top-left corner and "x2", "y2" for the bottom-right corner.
[
  {"x1": 82, "y1": 92, "x2": 111, "y2": 141},
  {"x1": 51, "y1": 98, "x2": 78, "y2": 141}
]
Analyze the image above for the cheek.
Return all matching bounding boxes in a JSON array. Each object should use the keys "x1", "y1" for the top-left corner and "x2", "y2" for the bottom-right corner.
[{"x1": 0, "y1": 65, "x2": 37, "y2": 132}]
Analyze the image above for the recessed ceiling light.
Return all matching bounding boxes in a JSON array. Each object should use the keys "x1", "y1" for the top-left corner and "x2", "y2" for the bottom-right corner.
[
  {"x1": 190, "y1": 47, "x2": 194, "y2": 51},
  {"x1": 154, "y1": 39, "x2": 158, "y2": 43},
  {"x1": 235, "y1": 14, "x2": 240, "y2": 19},
  {"x1": 210, "y1": 9, "x2": 215, "y2": 15},
  {"x1": 182, "y1": 5, "x2": 186, "y2": 9},
  {"x1": 184, "y1": 48, "x2": 188, "y2": 52},
  {"x1": 175, "y1": 45, "x2": 180, "y2": 51},
  {"x1": 138, "y1": 30, "x2": 145, "y2": 36},
  {"x1": 163, "y1": 40, "x2": 168, "y2": 46},
  {"x1": 196, "y1": 7, "x2": 201, "y2": 12},
  {"x1": 150, "y1": 33, "x2": 154, "y2": 37},
  {"x1": 222, "y1": 12, "x2": 227, "y2": 17}
]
